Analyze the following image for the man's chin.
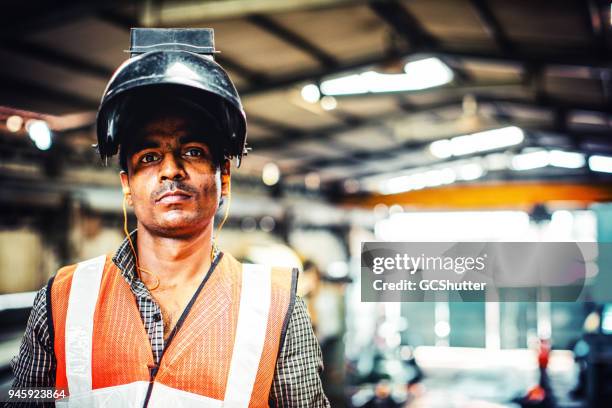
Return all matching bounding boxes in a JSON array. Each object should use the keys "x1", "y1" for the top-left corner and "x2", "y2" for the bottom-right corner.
[{"x1": 151, "y1": 213, "x2": 206, "y2": 237}]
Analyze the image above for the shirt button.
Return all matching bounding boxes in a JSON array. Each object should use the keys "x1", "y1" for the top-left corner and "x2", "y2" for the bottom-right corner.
[{"x1": 154, "y1": 313, "x2": 162, "y2": 322}]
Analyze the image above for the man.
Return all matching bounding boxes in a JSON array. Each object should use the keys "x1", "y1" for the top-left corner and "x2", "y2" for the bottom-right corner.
[{"x1": 9, "y1": 28, "x2": 330, "y2": 407}]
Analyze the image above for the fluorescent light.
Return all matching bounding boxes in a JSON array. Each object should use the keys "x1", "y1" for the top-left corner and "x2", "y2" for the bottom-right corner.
[
  {"x1": 589, "y1": 155, "x2": 612, "y2": 173},
  {"x1": 319, "y1": 57, "x2": 453, "y2": 96},
  {"x1": 457, "y1": 163, "x2": 484, "y2": 180},
  {"x1": 27, "y1": 120, "x2": 52, "y2": 150},
  {"x1": 434, "y1": 168, "x2": 457, "y2": 185},
  {"x1": 383, "y1": 168, "x2": 456, "y2": 194},
  {"x1": 450, "y1": 126, "x2": 524, "y2": 156},
  {"x1": 511, "y1": 150, "x2": 549, "y2": 170},
  {"x1": 484, "y1": 153, "x2": 509, "y2": 171},
  {"x1": 403, "y1": 57, "x2": 454, "y2": 88},
  {"x1": 549, "y1": 150, "x2": 585, "y2": 169},
  {"x1": 320, "y1": 73, "x2": 368, "y2": 95},
  {"x1": 429, "y1": 139, "x2": 452, "y2": 158},
  {"x1": 301, "y1": 84, "x2": 321, "y2": 103},
  {"x1": 377, "y1": 158, "x2": 490, "y2": 194},
  {"x1": 429, "y1": 127, "x2": 524, "y2": 159}
]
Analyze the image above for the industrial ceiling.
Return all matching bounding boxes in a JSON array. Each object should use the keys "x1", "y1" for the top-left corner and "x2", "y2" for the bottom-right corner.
[{"x1": 1, "y1": 0, "x2": 611, "y2": 200}]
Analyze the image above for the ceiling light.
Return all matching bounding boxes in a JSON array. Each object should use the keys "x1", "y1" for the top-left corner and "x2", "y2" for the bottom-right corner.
[
  {"x1": 511, "y1": 150, "x2": 549, "y2": 171},
  {"x1": 320, "y1": 73, "x2": 368, "y2": 95},
  {"x1": 429, "y1": 139, "x2": 452, "y2": 159},
  {"x1": 403, "y1": 57, "x2": 454, "y2": 88},
  {"x1": 262, "y1": 162, "x2": 280, "y2": 186},
  {"x1": 549, "y1": 150, "x2": 585, "y2": 169},
  {"x1": 589, "y1": 155, "x2": 612, "y2": 173},
  {"x1": 344, "y1": 178, "x2": 360, "y2": 193},
  {"x1": 429, "y1": 127, "x2": 524, "y2": 159},
  {"x1": 304, "y1": 172, "x2": 320, "y2": 190},
  {"x1": 26, "y1": 120, "x2": 52, "y2": 151},
  {"x1": 320, "y1": 95, "x2": 337, "y2": 110},
  {"x1": 6, "y1": 115, "x2": 23, "y2": 133},
  {"x1": 383, "y1": 168, "x2": 456, "y2": 194},
  {"x1": 457, "y1": 163, "x2": 484, "y2": 180},
  {"x1": 301, "y1": 84, "x2": 321, "y2": 103},
  {"x1": 319, "y1": 57, "x2": 453, "y2": 96},
  {"x1": 450, "y1": 126, "x2": 524, "y2": 156}
]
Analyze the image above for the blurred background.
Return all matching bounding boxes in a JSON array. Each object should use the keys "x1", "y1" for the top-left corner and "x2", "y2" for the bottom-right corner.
[{"x1": 2, "y1": 0, "x2": 612, "y2": 407}]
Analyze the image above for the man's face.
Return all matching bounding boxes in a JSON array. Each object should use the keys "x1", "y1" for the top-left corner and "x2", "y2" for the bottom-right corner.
[{"x1": 119, "y1": 114, "x2": 229, "y2": 238}]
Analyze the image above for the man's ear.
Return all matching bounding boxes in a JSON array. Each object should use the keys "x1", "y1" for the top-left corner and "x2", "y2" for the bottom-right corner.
[
  {"x1": 220, "y1": 160, "x2": 231, "y2": 197},
  {"x1": 119, "y1": 171, "x2": 133, "y2": 206}
]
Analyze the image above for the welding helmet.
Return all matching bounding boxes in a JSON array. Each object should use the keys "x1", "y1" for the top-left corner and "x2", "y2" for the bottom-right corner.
[{"x1": 96, "y1": 28, "x2": 248, "y2": 167}]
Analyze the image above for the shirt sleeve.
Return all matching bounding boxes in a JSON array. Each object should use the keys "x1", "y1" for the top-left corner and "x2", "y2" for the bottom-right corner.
[
  {"x1": 269, "y1": 296, "x2": 330, "y2": 407},
  {"x1": 6, "y1": 284, "x2": 56, "y2": 407}
]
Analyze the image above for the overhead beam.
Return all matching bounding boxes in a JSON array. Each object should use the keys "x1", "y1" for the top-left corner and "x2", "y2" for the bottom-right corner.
[
  {"x1": 292, "y1": 123, "x2": 610, "y2": 182},
  {"x1": 241, "y1": 51, "x2": 393, "y2": 95},
  {"x1": 0, "y1": 76, "x2": 99, "y2": 112},
  {"x1": 0, "y1": 40, "x2": 112, "y2": 79},
  {"x1": 247, "y1": 14, "x2": 338, "y2": 68},
  {"x1": 215, "y1": 54, "x2": 268, "y2": 83},
  {"x1": 240, "y1": 45, "x2": 612, "y2": 96},
  {"x1": 370, "y1": 1, "x2": 438, "y2": 48},
  {"x1": 349, "y1": 92, "x2": 612, "y2": 114},
  {"x1": 255, "y1": 95, "x2": 612, "y2": 178},
  {"x1": 469, "y1": 0, "x2": 514, "y2": 54},
  {"x1": 96, "y1": 8, "x2": 138, "y2": 29},
  {"x1": 0, "y1": 1, "x2": 95, "y2": 39},
  {"x1": 154, "y1": 0, "x2": 365, "y2": 24},
  {"x1": 582, "y1": 0, "x2": 605, "y2": 52},
  {"x1": 248, "y1": 114, "x2": 303, "y2": 134},
  {"x1": 370, "y1": 1, "x2": 477, "y2": 85},
  {"x1": 253, "y1": 92, "x2": 612, "y2": 152}
]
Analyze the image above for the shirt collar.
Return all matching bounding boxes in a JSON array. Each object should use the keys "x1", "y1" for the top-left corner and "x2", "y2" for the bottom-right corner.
[
  {"x1": 112, "y1": 229, "x2": 221, "y2": 295},
  {"x1": 112, "y1": 229, "x2": 147, "y2": 295}
]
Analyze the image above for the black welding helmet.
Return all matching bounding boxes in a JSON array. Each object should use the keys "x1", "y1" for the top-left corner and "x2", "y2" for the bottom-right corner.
[{"x1": 96, "y1": 28, "x2": 248, "y2": 166}]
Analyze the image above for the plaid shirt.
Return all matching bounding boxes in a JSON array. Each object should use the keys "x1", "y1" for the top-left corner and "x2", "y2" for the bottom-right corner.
[{"x1": 9, "y1": 233, "x2": 330, "y2": 407}]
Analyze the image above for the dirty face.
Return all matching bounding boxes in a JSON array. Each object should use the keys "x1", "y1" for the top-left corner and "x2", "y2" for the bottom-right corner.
[{"x1": 120, "y1": 114, "x2": 230, "y2": 239}]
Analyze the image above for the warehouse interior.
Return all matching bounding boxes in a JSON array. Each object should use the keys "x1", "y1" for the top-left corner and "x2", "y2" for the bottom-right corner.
[{"x1": 2, "y1": 0, "x2": 612, "y2": 406}]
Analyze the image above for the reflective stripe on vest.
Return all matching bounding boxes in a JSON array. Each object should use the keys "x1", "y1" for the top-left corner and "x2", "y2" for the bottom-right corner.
[
  {"x1": 53, "y1": 254, "x2": 293, "y2": 407},
  {"x1": 224, "y1": 264, "x2": 271, "y2": 407},
  {"x1": 64, "y1": 255, "x2": 106, "y2": 397}
]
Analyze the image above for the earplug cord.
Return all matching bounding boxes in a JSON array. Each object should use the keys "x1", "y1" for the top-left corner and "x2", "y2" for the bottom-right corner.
[
  {"x1": 121, "y1": 176, "x2": 231, "y2": 292},
  {"x1": 123, "y1": 195, "x2": 160, "y2": 290},
  {"x1": 215, "y1": 176, "x2": 231, "y2": 248}
]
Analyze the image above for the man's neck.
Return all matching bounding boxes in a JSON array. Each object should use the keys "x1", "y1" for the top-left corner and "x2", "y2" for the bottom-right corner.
[{"x1": 135, "y1": 223, "x2": 215, "y2": 289}]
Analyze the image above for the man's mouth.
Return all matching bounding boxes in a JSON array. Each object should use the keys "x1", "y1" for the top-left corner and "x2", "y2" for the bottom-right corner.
[{"x1": 156, "y1": 190, "x2": 193, "y2": 204}]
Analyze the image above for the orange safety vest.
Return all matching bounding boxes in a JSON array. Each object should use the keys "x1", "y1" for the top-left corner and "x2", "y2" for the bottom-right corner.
[{"x1": 50, "y1": 252, "x2": 296, "y2": 407}]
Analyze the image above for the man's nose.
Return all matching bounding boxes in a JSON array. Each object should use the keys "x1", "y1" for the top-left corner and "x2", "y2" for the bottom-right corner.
[{"x1": 159, "y1": 153, "x2": 186, "y2": 181}]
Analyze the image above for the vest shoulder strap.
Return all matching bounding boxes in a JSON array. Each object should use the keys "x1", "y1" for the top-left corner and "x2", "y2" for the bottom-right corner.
[{"x1": 63, "y1": 254, "x2": 107, "y2": 396}]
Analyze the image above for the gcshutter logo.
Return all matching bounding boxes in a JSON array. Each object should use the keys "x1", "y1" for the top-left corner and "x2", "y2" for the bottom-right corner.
[{"x1": 361, "y1": 242, "x2": 593, "y2": 302}]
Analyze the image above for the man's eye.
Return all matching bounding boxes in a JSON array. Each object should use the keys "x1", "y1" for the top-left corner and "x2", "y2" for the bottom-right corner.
[
  {"x1": 185, "y1": 148, "x2": 204, "y2": 157},
  {"x1": 140, "y1": 153, "x2": 158, "y2": 163}
]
